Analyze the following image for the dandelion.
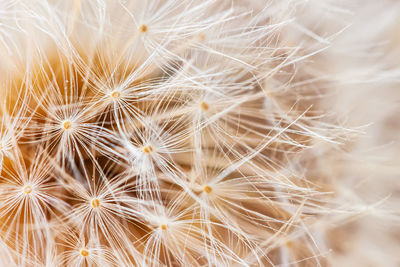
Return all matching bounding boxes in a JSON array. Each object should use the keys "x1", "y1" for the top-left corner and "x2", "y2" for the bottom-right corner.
[{"x1": 0, "y1": 0, "x2": 398, "y2": 266}]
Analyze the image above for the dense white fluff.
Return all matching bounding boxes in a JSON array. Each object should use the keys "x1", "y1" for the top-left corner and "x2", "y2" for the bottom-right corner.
[{"x1": 0, "y1": 0, "x2": 398, "y2": 266}]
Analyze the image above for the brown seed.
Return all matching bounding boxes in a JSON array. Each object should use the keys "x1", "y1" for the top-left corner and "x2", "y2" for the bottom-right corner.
[
  {"x1": 200, "y1": 101, "x2": 209, "y2": 111},
  {"x1": 139, "y1": 24, "x2": 148, "y2": 33}
]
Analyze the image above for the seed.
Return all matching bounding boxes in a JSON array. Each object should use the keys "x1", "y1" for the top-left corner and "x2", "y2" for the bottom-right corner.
[
  {"x1": 143, "y1": 145, "x2": 153, "y2": 154},
  {"x1": 80, "y1": 248, "x2": 89, "y2": 257},
  {"x1": 200, "y1": 101, "x2": 209, "y2": 111},
  {"x1": 139, "y1": 24, "x2": 148, "y2": 33},
  {"x1": 203, "y1": 185, "x2": 212, "y2": 194},
  {"x1": 196, "y1": 33, "x2": 206, "y2": 42},
  {"x1": 285, "y1": 241, "x2": 293, "y2": 248},
  {"x1": 23, "y1": 185, "x2": 33, "y2": 194},
  {"x1": 62, "y1": 120, "x2": 72, "y2": 130},
  {"x1": 90, "y1": 198, "x2": 101, "y2": 209},
  {"x1": 110, "y1": 90, "x2": 121, "y2": 99}
]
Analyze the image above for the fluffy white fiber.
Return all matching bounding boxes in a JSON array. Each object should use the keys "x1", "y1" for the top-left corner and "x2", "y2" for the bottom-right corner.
[{"x1": 0, "y1": 0, "x2": 398, "y2": 266}]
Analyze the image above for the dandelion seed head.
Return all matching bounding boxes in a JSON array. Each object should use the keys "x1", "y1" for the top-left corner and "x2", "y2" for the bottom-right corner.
[{"x1": 0, "y1": 0, "x2": 395, "y2": 266}]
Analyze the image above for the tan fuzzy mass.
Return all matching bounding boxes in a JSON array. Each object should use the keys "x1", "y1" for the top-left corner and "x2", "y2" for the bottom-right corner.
[{"x1": 0, "y1": 0, "x2": 398, "y2": 266}]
